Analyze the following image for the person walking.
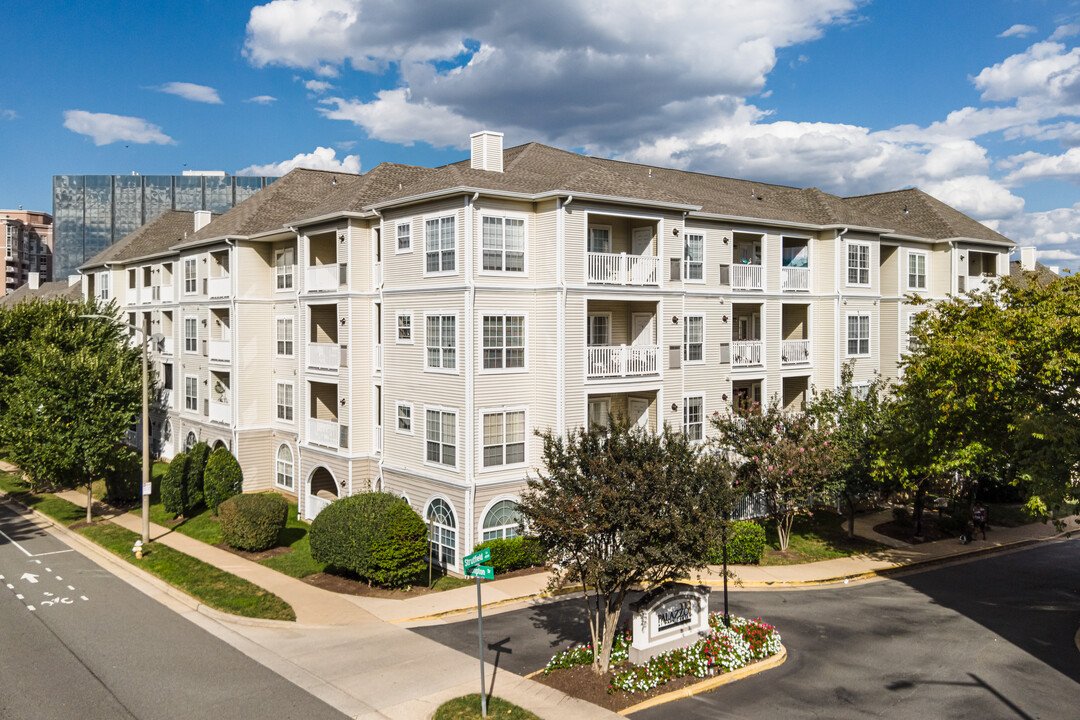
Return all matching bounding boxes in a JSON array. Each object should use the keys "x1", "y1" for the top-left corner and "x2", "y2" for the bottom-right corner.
[{"x1": 973, "y1": 502, "x2": 988, "y2": 541}]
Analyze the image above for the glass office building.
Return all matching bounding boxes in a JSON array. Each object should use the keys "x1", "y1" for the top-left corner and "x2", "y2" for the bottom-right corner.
[{"x1": 52, "y1": 173, "x2": 276, "y2": 278}]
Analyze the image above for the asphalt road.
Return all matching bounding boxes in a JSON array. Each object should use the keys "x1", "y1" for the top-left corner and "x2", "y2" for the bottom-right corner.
[
  {"x1": 413, "y1": 540, "x2": 1080, "y2": 719},
  {"x1": 0, "y1": 499, "x2": 348, "y2": 720}
]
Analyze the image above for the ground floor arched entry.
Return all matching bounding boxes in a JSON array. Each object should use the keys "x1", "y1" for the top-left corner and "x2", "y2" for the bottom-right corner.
[{"x1": 305, "y1": 466, "x2": 338, "y2": 521}]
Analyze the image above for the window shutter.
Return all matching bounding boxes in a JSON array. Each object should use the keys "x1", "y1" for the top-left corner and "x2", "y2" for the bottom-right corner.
[
  {"x1": 718, "y1": 264, "x2": 731, "y2": 285},
  {"x1": 339, "y1": 344, "x2": 349, "y2": 368},
  {"x1": 201, "y1": 339, "x2": 208, "y2": 356},
  {"x1": 203, "y1": 399, "x2": 209, "y2": 417},
  {"x1": 719, "y1": 342, "x2": 730, "y2": 364},
  {"x1": 957, "y1": 275, "x2": 966, "y2": 293},
  {"x1": 339, "y1": 262, "x2": 348, "y2": 286},
  {"x1": 339, "y1": 425, "x2": 349, "y2": 449},
  {"x1": 669, "y1": 258, "x2": 681, "y2": 282},
  {"x1": 669, "y1": 344, "x2": 681, "y2": 370}
]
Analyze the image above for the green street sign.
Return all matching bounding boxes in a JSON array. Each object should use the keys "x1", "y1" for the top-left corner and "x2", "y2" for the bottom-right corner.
[
  {"x1": 463, "y1": 547, "x2": 491, "y2": 570},
  {"x1": 467, "y1": 564, "x2": 494, "y2": 581}
]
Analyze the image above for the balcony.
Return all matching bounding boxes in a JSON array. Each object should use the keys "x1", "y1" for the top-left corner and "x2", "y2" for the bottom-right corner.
[
  {"x1": 306, "y1": 263, "x2": 345, "y2": 292},
  {"x1": 307, "y1": 342, "x2": 340, "y2": 372},
  {"x1": 307, "y1": 418, "x2": 341, "y2": 449},
  {"x1": 306, "y1": 493, "x2": 333, "y2": 521},
  {"x1": 209, "y1": 402, "x2": 231, "y2": 425},
  {"x1": 781, "y1": 267, "x2": 809, "y2": 291},
  {"x1": 140, "y1": 287, "x2": 153, "y2": 304},
  {"x1": 731, "y1": 340, "x2": 764, "y2": 367},
  {"x1": 160, "y1": 336, "x2": 174, "y2": 356},
  {"x1": 208, "y1": 339, "x2": 231, "y2": 364},
  {"x1": 586, "y1": 345, "x2": 660, "y2": 379},
  {"x1": 959, "y1": 275, "x2": 996, "y2": 294},
  {"x1": 125, "y1": 288, "x2": 138, "y2": 306},
  {"x1": 207, "y1": 276, "x2": 230, "y2": 298},
  {"x1": 587, "y1": 253, "x2": 659, "y2": 286},
  {"x1": 781, "y1": 339, "x2": 811, "y2": 365},
  {"x1": 732, "y1": 265, "x2": 763, "y2": 291}
]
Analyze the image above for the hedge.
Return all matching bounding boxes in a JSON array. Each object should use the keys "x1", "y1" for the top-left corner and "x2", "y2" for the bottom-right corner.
[
  {"x1": 473, "y1": 536, "x2": 545, "y2": 574},
  {"x1": 309, "y1": 492, "x2": 428, "y2": 588},
  {"x1": 184, "y1": 441, "x2": 211, "y2": 513},
  {"x1": 707, "y1": 521, "x2": 766, "y2": 565},
  {"x1": 219, "y1": 493, "x2": 288, "y2": 552},
  {"x1": 161, "y1": 452, "x2": 189, "y2": 517},
  {"x1": 204, "y1": 448, "x2": 243, "y2": 514}
]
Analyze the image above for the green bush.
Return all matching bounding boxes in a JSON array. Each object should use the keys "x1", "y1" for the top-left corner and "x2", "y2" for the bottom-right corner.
[
  {"x1": 184, "y1": 442, "x2": 211, "y2": 513},
  {"x1": 309, "y1": 492, "x2": 428, "y2": 588},
  {"x1": 708, "y1": 521, "x2": 766, "y2": 565},
  {"x1": 204, "y1": 448, "x2": 244, "y2": 514},
  {"x1": 161, "y1": 452, "x2": 189, "y2": 517},
  {"x1": 473, "y1": 536, "x2": 545, "y2": 574},
  {"x1": 219, "y1": 493, "x2": 288, "y2": 552},
  {"x1": 103, "y1": 447, "x2": 141, "y2": 504},
  {"x1": 892, "y1": 506, "x2": 912, "y2": 527}
]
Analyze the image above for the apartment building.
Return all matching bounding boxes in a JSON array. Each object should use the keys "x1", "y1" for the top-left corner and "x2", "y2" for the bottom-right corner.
[
  {"x1": 2, "y1": 209, "x2": 53, "y2": 294},
  {"x1": 81, "y1": 132, "x2": 1015, "y2": 574}
]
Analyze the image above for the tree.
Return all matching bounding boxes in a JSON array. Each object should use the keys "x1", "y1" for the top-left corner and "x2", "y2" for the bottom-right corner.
[
  {"x1": 710, "y1": 401, "x2": 838, "y2": 552},
  {"x1": 807, "y1": 362, "x2": 893, "y2": 538},
  {"x1": 696, "y1": 450, "x2": 745, "y2": 626},
  {"x1": 518, "y1": 418, "x2": 717, "y2": 675}
]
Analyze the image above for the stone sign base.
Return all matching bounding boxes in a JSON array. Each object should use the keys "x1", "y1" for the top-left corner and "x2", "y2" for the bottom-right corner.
[{"x1": 628, "y1": 582, "x2": 711, "y2": 665}]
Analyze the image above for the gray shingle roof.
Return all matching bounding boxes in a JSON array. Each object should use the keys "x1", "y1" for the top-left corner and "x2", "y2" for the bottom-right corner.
[
  {"x1": 1010, "y1": 261, "x2": 1059, "y2": 288},
  {"x1": 0, "y1": 278, "x2": 83, "y2": 307},
  {"x1": 844, "y1": 188, "x2": 1013, "y2": 244},
  {"x1": 80, "y1": 211, "x2": 198, "y2": 271}
]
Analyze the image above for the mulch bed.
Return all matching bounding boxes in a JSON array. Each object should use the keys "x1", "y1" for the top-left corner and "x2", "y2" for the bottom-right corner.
[
  {"x1": 213, "y1": 542, "x2": 292, "y2": 562},
  {"x1": 303, "y1": 565, "x2": 546, "y2": 598}
]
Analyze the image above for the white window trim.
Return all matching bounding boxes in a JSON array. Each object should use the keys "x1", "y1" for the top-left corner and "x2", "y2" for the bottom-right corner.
[
  {"x1": 396, "y1": 311, "x2": 414, "y2": 345},
  {"x1": 423, "y1": 311, "x2": 459, "y2": 375},
  {"x1": 422, "y1": 212, "x2": 458, "y2": 278},
  {"x1": 184, "y1": 374, "x2": 199, "y2": 413},
  {"x1": 478, "y1": 495, "x2": 523, "y2": 544},
  {"x1": 683, "y1": 315, "x2": 705, "y2": 365},
  {"x1": 425, "y1": 495, "x2": 459, "y2": 570},
  {"x1": 479, "y1": 406, "x2": 529, "y2": 473},
  {"x1": 479, "y1": 312, "x2": 528, "y2": 375},
  {"x1": 683, "y1": 232, "x2": 706, "y2": 283},
  {"x1": 96, "y1": 271, "x2": 111, "y2": 301},
  {"x1": 395, "y1": 221, "x2": 413, "y2": 254},
  {"x1": 183, "y1": 316, "x2": 199, "y2": 354},
  {"x1": 587, "y1": 396, "x2": 611, "y2": 430},
  {"x1": 423, "y1": 406, "x2": 459, "y2": 471},
  {"x1": 907, "y1": 249, "x2": 928, "y2": 292},
  {"x1": 846, "y1": 241, "x2": 871, "y2": 288},
  {"x1": 586, "y1": 311, "x2": 612, "y2": 346},
  {"x1": 396, "y1": 401, "x2": 414, "y2": 435},
  {"x1": 902, "y1": 311, "x2": 919, "y2": 354},
  {"x1": 276, "y1": 381, "x2": 295, "y2": 424},
  {"x1": 275, "y1": 443, "x2": 295, "y2": 491},
  {"x1": 275, "y1": 315, "x2": 295, "y2": 358},
  {"x1": 183, "y1": 257, "x2": 198, "y2": 295},
  {"x1": 587, "y1": 224, "x2": 613, "y2": 254},
  {"x1": 478, "y1": 211, "x2": 529, "y2": 276},
  {"x1": 683, "y1": 393, "x2": 705, "y2": 444},
  {"x1": 845, "y1": 311, "x2": 872, "y2": 358},
  {"x1": 274, "y1": 248, "x2": 295, "y2": 293}
]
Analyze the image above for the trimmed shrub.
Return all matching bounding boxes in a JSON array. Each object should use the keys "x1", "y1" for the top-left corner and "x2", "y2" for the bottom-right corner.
[
  {"x1": 103, "y1": 448, "x2": 141, "y2": 504},
  {"x1": 219, "y1": 493, "x2": 288, "y2": 552},
  {"x1": 707, "y1": 521, "x2": 767, "y2": 565},
  {"x1": 204, "y1": 448, "x2": 244, "y2": 514},
  {"x1": 161, "y1": 452, "x2": 189, "y2": 518},
  {"x1": 184, "y1": 442, "x2": 211, "y2": 513},
  {"x1": 309, "y1": 492, "x2": 428, "y2": 588},
  {"x1": 473, "y1": 536, "x2": 546, "y2": 575}
]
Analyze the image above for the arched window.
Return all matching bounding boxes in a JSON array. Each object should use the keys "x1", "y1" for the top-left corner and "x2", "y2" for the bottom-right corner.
[
  {"x1": 482, "y1": 500, "x2": 521, "y2": 542},
  {"x1": 426, "y1": 498, "x2": 457, "y2": 566},
  {"x1": 184, "y1": 431, "x2": 197, "y2": 451},
  {"x1": 275, "y1": 445, "x2": 294, "y2": 490}
]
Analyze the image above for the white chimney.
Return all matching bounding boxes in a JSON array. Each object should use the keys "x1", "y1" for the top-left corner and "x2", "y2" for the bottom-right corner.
[
  {"x1": 194, "y1": 210, "x2": 212, "y2": 232},
  {"x1": 28, "y1": 272, "x2": 40, "y2": 290},
  {"x1": 470, "y1": 131, "x2": 504, "y2": 173},
  {"x1": 1049, "y1": 265, "x2": 1060, "y2": 276},
  {"x1": 1020, "y1": 246, "x2": 1037, "y2": 271},
  {"x1": 68, "y1": 274, "x2": 81, "y2": 287}
]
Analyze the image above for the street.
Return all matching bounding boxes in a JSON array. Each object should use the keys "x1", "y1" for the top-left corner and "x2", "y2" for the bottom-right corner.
[
  {"x1": 0, "y1": 499, "x2": 348, "y2": 720},
  {"x1": 412, "y1": 540, "x2": 1080, "y2": 719}
]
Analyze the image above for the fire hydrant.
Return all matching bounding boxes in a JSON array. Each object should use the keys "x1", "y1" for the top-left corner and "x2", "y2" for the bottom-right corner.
[{"x1": 132, "y1": 540, "x2": 143, "y2": 560}]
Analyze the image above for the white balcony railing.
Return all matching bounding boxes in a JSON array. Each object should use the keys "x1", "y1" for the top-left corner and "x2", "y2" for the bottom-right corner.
[
  {"x1": 307, "y1": 342, "x2": 340, "y2": 371},
  {"x1": 207, "y1": 276, "x2": 230, "y2": 298},
  {"x1": 140, "y1": 286, "x2": 152, "y2": 304},
  {"x1": 732, "y1": 264, "x2": 764, "y2": 290},
  {"x1": 586, "y1": 345, "x2": 660, "y2": 378},
  {"x1": 963, "y1": 275, "x2": 996, "y2": 294},
  {"x1": 308, "y1": 417, "x2": 340, "y2": 449},
  {"x1": 305, "y1": 493, "x2": 333, "y2": 521},
  {"x1": 209, "y1": 402, "x2": 231, "y2": 425},
  {"x1": 375, "y1": 425, "x2": 383, "y2": 453},
  {"x1": 160, "y1": 336, "x2": 174, "y2": 356},
  {"x1": 586, "y1": 253, "x2": 660, "y2": 286},
  {"x1": 208, "y1": 339, "x2": 231, "y2": 363},
  {"x1": 781, "y1": 339, "x2": 811, "y2": 365},
  {"x1": 781, "y1": 266, "x2": 809, "y2": 291},
  {"x1": 125, "y1": 288, "x2": 138, "y2": 305},
  {"x1": 731, "y1": 340, "x2": 764, "y2": 367},
  {"x1": 306, "y1": 263, "x2": 342, "y2": 292},
  {"x1": 373, "y1": 261, "x2": 383, "y2": 289},
  {"x1": 158, "y1": 284, "x2": 174, "y2": 303},
  {"x1": 375, "y1": 343, "x2": 383, "y2": 373}
]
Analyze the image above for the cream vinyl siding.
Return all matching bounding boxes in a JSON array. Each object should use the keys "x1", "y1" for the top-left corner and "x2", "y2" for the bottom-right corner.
[
  {"x1": 843, "y1": 299, "x2": 878, "y2": 383},
  {"x1": 880, "y1": 303, "x2": 899, "y2": 379},
  {"x1": 420, "y1": 201, "x2": 466, "y2": 285},
  {"x1": 383, "y1": 208, "x2": 425, "y2": 288},
  {"x1": 472, "y1": 198, "x2": 536, "y2": 286},
  {"x1": 235, "y1": 242, "x2": 274, "y2": 299},
  {"x1": 815, "y1": 233, "x2": 837, "y2": 291},
  {"x1": 299, "y1": 448, "x2": 351, "y2": 498},
  {"x1": 842, "y1": 234, "x2": 878, "y2": 295},
  {"x1": 235, "y1": 429, "x2": 274, "y2": 493},
  {"x1": 810, "y1": 297, "x2": 837, "y2": 388},
  {"x1": 236, "y1": 303, "x2": 274, "y2": 426},
  {"x1": 879, "y1": 246, "x2": 900, "y2": 297},
  {"x1": 929, "y1": 244, "x2": 953, "y2": 297},
  {"x1": 535, "y1": 199, "x2": 559, "y2": 283}
]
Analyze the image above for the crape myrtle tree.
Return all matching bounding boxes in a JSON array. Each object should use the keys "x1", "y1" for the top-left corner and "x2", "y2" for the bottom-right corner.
[
  {"x1": 696, "y1": 450, "x2": 745, "y2": 626},
  {"x1": 0, "y1": 298, "x2": 143, "y2": 521},
  {"x1": 710, "y1": 401, "x2": 838, "y2": 552},
  {"x1": 518, "y1": 417, "x2": 721, "y2": 676}
]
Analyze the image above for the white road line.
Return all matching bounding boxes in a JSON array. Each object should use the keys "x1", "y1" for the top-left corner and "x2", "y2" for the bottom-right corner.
[
  {"x1": 0, "y1": 574, "x2": 5, "y2": 580},
  {"x1": 15, "y1": 593, "x2": 23, "y2": 600},
  {"x1": 80, "y1": 595, "x2": 88, "y2": 601},
  {"x1": 44, "y1": 568, "x2": 50, "y2": 572},
  {"x1": 0, "y1": 529, "x2": 73, "y2": 557},
  {"x1": 33, "y1": 549, "x2": 74, "y2": 557},
  {"x1": 5, "y1": 583, "x2": 11, "y2": 589},
  {"x1": 55, "y1": 576, "x2": 62, "y2": 581},
  {"x1": 67, "y1": 585, "x2": 74, "y2": 591},
  {"x1": 27, "y1": 605, "x2": 35, "y2": 611},
  {"x1": 32, "y1": 559, "x2": 40, "y2": 564},
  {"x1": 0, "y1": 528, "x2": 33, "y2": 556}
]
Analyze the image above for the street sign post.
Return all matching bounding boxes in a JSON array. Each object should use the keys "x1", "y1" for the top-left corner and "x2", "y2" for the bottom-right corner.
[
  {"x1": 463, "y1": 547, "x2": 493, "y2": 718},
  {"x1": 463, "y1": 547, "x2": 491, "y2": 569}
]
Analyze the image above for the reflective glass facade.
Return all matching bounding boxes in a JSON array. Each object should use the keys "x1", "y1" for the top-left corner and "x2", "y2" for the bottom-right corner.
[{"x1": 52, "y1": 174, "x2": 276, "y2": 278}]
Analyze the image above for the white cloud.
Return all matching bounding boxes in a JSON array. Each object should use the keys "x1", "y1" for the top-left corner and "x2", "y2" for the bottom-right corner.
[
  {"x1": 245, "y1": 95, "x2": 278, "y2": 104},
  {"x1": 304, "y1": 79, "x2": 335, "y2": 93},
  {"x1": 155, "y1": 82, "x2": 223, "y2": 104},
  {"x1": 996, "y1": 202, "x2": 1080, "y2": 267},
  {"x1": 236, "y1": 146, "x2": 361, "y2": 176},
  {"x1": 62, "y1": 110, "x2": 175, "y2": 146},
  {"x1": 0, "y1": 107, "x2": 16, "y2": 120},
  {"x1": 998, "y1": 24, "x2": 1037, "y2": 38},
  {"x1": 1050, "y1": 24, "x2": 1080, "y2": 41},
  {"x1": 972, "y1": 41, "x2": 1080, "y2": 105},
  {"x1": 318, "y1": 89, "x2": 476, "y2": 148},
  {"x1": 1038, "y1": 248, "x2": 1079, "y2": 261},
  {"x1": 922, "y1": 175, "x2": 1025, "y2": 219},
  {"x1": 336, "y1": 140, "x2": 357, "y2": 150},
  {"x1": 1002, "y1": 147, "x2": 1080, "y2": 184}
]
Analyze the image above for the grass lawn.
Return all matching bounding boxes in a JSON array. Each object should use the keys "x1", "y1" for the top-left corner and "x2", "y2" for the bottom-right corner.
[
  {"x1": 433, "y1": 695, "x2": 540, "y2": 720},
  {"x1": 759, "y1": 510, "x2": 887, "y2": 566},
  {"x1": 258, "y1": 504, "x2": 327, "y2": 578}
]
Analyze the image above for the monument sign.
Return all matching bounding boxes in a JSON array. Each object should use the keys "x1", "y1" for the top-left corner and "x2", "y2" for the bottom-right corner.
[{"x1": 628, "y1": 582, "x2": 711, "y2": 664}]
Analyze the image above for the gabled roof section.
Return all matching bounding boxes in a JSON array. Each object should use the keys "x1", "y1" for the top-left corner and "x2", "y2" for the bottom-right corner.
[
  {"x1": 844, "y1": 188, "x2": 1014, "y2": 245},
  {"x1": 1010, "y1": 261, "x2": 1059, "y2": 288},
  {"x1": 298, "y1": 163, "x2": 439, "y2": 220},
  {"x1": 0, "y1": 278, "x2": 83, "y2": 307},
  {"x1": 80, "y1": 211, "x2": 196, "y2": 271}
]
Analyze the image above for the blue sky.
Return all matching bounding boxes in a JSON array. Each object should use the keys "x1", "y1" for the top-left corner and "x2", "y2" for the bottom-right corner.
[{"x1": 3, "y1": 0, "x2": 1080, "y2": 267}]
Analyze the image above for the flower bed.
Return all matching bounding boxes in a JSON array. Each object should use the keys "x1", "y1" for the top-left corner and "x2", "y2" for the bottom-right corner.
[{"x1": 543, "y1": 613, "x2": 781, "y2": 696}]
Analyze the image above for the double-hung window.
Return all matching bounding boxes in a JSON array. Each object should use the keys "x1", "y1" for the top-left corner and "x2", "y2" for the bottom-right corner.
[
  {"x1": 275, "y1": 248, "x2": 294, "y2": 291},
  {"x1": 276, "y1": 382, "x2": 294, "y2": 421},
  {"x1": 482, "y1": 315, "x2": 525, "y2": 370},
  {"x1": 684, "y1": 233, "x2": 704, "y2": 280},
  {"x1": 184, "y1": 317, "x2": 198, "y2": 353},
  {"x1": 396, "y1": 222, "x2": 411, "y2": 253},
  {"x1": 907, "y1": 251, "x2": 927, "y2": 291},
  {"x1": 426, "y1": 314, "x2": 456, "y2": 370},
  {"x1": 483, "y1": 410, "x2": 526, "y2": 467},
  {"x1": 683, "y1": 316, "x2": 704, "y2": 362},
  {"x1": 587, "y1": 314, "x2": 610, "y2": 346},
  {"x1": 184, "y1": 258, "x2": 197, "y2": 294},
  {"x1": 425, "y1": 216, "x2": 456, "y2": 273},
  {"x1": 397, "y1": 402, "x2": 413, "y2": 434},
  {"x1": 276, "y1": 317, "x2": 294, "y2": 356},
  {"x1": 96, "y1": 272, "x2": 111, "y2": 301},
  {"x1": 184, "y1": 375, "x2": 198, "y2": 411},
  {"x1": 588, "y1": 226, "x2": 611, "y2": 253},
  {"x1": 847, "y1": 243, "x2": 870, "y2": 286},
  {"x1": 426, "y1": 408, "x2": 457, "y2": 467},
  {"x1": 846, "y1": 313, "x2": 871, "y2": 357},
  {"x1": 683, "y1": 395, "x2": 704, "y2": 441},
  {"x1": 397, "y1": 312, "x2": 413, "y2": 343},
  {"x1": 275, "y1": 445, "x2": 294, "y2": 490},
  {"x1": 481, "y1": 216, "x2": 525, "y2": 272}
]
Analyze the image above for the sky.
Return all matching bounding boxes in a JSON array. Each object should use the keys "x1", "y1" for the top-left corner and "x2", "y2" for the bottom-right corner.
[{"x1": 3, "y1": 0, "x2": 1080, "y2": 268}]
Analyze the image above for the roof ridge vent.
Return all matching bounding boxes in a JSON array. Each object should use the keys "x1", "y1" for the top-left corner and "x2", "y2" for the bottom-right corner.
[{"x1": 470, "y1": 131, "x2": 504, "y2": 173}]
